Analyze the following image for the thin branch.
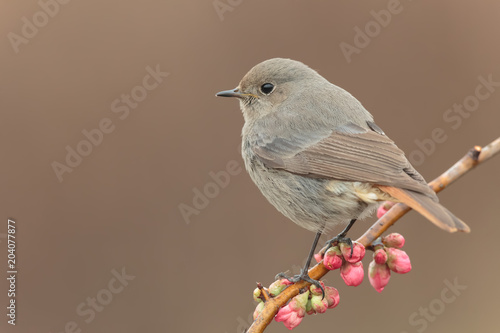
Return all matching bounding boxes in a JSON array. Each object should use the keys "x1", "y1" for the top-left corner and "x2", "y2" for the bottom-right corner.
[
  {"x1": 248, "y1": 137, "x2": 500, "y2": 333},
  {"x1": 257, "y1": 283, "x2": 272, "y2": 302}
]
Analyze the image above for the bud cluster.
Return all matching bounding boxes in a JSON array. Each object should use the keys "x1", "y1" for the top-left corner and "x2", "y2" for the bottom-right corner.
[
  {"x1": 274, "y1": 281, "x2": 339, "y2": 330},
  {"x1": 253, "y1": 232, "x2": 412, "y2": 330},
  {"x1": 368, "y1": 233, "x2": 412, "y2": 292},
  {"x1": 317, "y1": 241, "x2": 366, "y2": 287}
]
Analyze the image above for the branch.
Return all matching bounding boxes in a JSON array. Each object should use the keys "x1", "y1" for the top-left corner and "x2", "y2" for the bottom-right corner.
[{"x1": 248, "y1": 137, "x2": 500, "y2": 333}]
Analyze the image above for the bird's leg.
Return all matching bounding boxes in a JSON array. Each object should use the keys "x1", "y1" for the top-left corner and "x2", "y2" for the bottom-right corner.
[
  {"x1": 275, "y1": 230, "x2": 325, "y2": 298},
  {"x1": 324, "y1": 219, "x2": 357, "y2": 257}
]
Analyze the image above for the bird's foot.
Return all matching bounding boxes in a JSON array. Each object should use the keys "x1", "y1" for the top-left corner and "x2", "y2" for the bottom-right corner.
[
  {"x1": 275, "y1": 269, "x2": 325, "y2": 298},
  {"x1": 323, "y1": 219, "x2": 357, "y2": 258}
]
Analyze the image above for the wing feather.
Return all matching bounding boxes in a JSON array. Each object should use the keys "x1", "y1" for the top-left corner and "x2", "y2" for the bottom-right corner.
[{"x1": 253, "y1": 122, "x2": 437, "y2": 199}]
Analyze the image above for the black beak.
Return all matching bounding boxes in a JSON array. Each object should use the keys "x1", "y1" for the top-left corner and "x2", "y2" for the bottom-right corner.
[{"x1": 216, "y1": 88, "x2": 245, "y2": 98}]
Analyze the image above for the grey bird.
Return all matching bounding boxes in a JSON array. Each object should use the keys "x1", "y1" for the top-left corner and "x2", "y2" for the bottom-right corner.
[{"x1": 216, "y1": 58, "x2": 470, "y2": 290}]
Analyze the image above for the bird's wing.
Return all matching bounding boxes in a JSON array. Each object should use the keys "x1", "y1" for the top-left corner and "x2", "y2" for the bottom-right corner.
[{"x1": 253, "y1": 121, "x2": 437, "y2": 199}]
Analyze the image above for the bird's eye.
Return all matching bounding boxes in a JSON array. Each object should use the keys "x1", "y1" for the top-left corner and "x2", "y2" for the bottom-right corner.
[{"x1": 260, "y1": 83, "x2": 275, "y2": 95}]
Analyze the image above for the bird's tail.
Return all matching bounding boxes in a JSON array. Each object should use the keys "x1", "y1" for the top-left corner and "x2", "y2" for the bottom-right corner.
[{"x1": 377, "y1": 186, "x2": 470, "y2": 233}]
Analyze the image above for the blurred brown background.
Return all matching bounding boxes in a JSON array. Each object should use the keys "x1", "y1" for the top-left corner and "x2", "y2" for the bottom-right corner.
[{"x1": 1, "y1": 1, "x2": 499, "y2": 332}]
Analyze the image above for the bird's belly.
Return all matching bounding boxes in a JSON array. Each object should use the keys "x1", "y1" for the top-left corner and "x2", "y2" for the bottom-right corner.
[{"x1": 247, "y1": 162, "x2": 379, "y2": 232}]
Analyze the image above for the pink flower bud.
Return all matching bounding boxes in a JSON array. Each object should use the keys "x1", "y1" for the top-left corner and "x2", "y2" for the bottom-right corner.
[
  {"x1": 323, "y1": 247, "x2": 343, "y2": 270},
  {"x1": 253, "y1": 301, "x2": 265, "y2": 320},
  {"x1": 383, "y1": 233, "x2": 406, "y2": 248},
  {"x1": 374, "y1": 248, "x2": 388, "y2": 264},
  {"x1": 340, "y1": 242, "x2": 365, "y2": 263},
  {"x1": 340, "y1": 261, "x2": 364, "y2": 286},
  {"x1": 276, "y1": 292, "x2": 309, "y2": 330},
  {"x1": 377, "y1": 201, "x2": 395, "y2": 218},
  {"x1": 305, "y1": 299, "x2": 315, "y2": 315},
  {"x1": 314, "y1": 253, "x2": 323, "y2": 263},
  {"x1": 386, "y1": 248, "x2": 412, "y2": 274},
  {"x1": 324, "y1": 286, "x2": 340, "y2": 309},
  {"x1": 275, "y1": 305, "x2": 303, "y2": 330},
  {"x1": 269, "y1": 279, "x2": 292, "y2": 297},
  {"x1": 309, "y1": 281, "x2": 326, "y2": 296},
  {"x1": 275, "y1": 304, "x2": 293, "y2": 322},
  {"x1": 368, "y1": 261, "x2": 391, "y2": 293},
  {"x1": 288, "y1": 291, "x2": 309, "y2": 317},
  {"x1": 253, "y1": 288, "x2": 262, "y2": 302},
  {"x1": 310, "y1": 295, "x2": 328, "y2": 314}
]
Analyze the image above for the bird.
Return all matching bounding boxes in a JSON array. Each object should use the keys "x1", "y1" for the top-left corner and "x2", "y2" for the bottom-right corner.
[{"x1": 216, "y1": 58, "x2": 470, "y2": 290}]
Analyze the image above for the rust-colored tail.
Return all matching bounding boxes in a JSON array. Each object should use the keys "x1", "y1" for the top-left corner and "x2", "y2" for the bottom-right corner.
[{"x1": 377, "y1": 186, "x2": 470, "y2": 233}]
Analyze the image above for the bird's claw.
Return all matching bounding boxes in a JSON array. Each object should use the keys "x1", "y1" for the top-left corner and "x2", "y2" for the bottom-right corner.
[{"x1": 324, "y1": 235, "x2": 354, "y2": 258}]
